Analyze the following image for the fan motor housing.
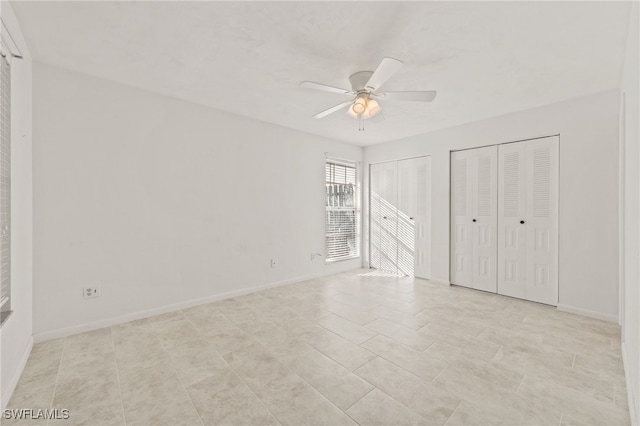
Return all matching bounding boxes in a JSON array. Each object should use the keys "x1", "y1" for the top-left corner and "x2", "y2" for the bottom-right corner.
[{"x1": 349, "y1": 71, "x2": 374, "y2": 92}]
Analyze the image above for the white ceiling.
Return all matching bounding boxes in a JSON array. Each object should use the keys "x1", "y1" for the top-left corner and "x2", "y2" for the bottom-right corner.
[{"x1": 11, "y1": 1, "x2": 632, "y2": 146}]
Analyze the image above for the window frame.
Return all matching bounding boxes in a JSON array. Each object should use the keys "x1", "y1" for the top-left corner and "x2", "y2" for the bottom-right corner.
[
  {"x1": 0, "y1": 47, "x2": 11, "y2": 326},
  {"x1": 325, "y1": 156, "x2": 361, "y2": 263}
]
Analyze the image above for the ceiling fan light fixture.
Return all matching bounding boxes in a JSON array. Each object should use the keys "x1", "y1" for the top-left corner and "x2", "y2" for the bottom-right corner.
[
  {"x1": 364, "y1": 99, "x2": 381, "y2": 118},
  {"x1": 352, "y1": 96, "x2": 367, "y2": 114},
  {"x1": 347, "y1": 96, "x2": 381, "y2": 119}
]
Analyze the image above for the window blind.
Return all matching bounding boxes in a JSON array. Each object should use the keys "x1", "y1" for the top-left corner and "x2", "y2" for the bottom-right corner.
[
  {"x1": 0, "y1": 54, "x2": 10, "y2": 317},
  {"x1": 325, "y1": 158, "x2": 360, "y2": 262}
]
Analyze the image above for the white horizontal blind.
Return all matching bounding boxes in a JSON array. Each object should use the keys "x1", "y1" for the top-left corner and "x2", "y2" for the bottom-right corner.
[
  {"x1": 326, "y1": 158, "x2": 360, "y2": 261},
  {"x1": 0, "y1": 54, "x2": 10, "y2": 316}
]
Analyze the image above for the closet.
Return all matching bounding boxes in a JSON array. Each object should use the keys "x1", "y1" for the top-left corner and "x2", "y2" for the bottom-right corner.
[
  {"x1": 450, "y1": 136, "x2": 559, "y2": 305},
  {"x1": 370, "y1": 156, "x2": 431, "y2": 278}
]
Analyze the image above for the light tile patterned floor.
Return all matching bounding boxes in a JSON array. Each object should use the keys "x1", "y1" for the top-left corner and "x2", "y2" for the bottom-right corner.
[{"x1": 6, "y1": 270, "x2": 630, "y2": 425}]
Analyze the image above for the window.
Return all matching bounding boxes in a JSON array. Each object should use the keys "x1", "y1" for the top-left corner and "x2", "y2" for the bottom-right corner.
[
  {"x1": 0, "y1": 53, "x2": 10, "y2": 325},
  {"x1": 325, "y1": 157, "x2": 360, "y2": 262}
]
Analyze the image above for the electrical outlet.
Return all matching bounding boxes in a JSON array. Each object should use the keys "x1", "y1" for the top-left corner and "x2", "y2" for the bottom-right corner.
[
  {"x1": 83, "y1": 286, "x2": 101, "y2": 299},
  {"x1": 270, "y1": 259, "x2": 277, "y2": 268}
]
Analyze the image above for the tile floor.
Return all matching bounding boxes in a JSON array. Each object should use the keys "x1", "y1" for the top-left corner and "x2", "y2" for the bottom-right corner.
[{"x1": 6, "y1": 270, "x2": 630, "y2": 425}]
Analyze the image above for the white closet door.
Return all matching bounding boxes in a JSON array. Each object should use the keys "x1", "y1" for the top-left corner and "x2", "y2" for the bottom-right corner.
[
  {"x1": 525, "y1": 136, "x2": 559, "y2": 305},
  {"x1": 398, "y1": 156, "x2": 431, "y2": 278},
  {"x1": 415, "y1": 156, "x2": 431, "y2": 279},
  {"x1": 370, "y1": 164, "x2": 383, "y2": 271},
  {"x1": 370, "y1": 161, "x2": 398, "y2": 273},
  {"x1": 498, "y1": 142, "x2": 527, "y2": 299},
  {"x1": 398, "y1": 158, "x2": 416, "y2": 276},
  {"x1": 471, "y1": 146, "x2": 498, "y2": 292},
  {"x1": 450, "y1": 150, "x2": 473, "y2": 287},
  {"x1": 498, "y1": 136, "x2": 559, "y2": 305}
]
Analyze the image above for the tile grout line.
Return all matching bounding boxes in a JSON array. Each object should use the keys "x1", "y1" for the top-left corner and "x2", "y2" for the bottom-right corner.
[
  {"x1": 46, "y1": 337, "x2": 66, "y2": 426},
  {"x1": 305, "y1": 337, "x2": 374, "y2": 372},
  {"x1": 215, "y1": 311, "x2": 285, "y2": 425},
  {"x1": 342, "y1": 386, "x2": 376, "y2": 412},
  {"x1": 231, "y1": 368, "x2": 285, "y2": 426},
  {"x1": 312, "y1": 318, "x2": 377, "y2": 347},
  {"x1": 251, "y1": 335, "x2": 353, "y2": 422},
  {"x1": 429, "y1": 363, "x2": 449, "y2": 384},
  {"x1": 221, "y1": 308, "x2": 368, "y2": 423},
  {"x1": 365, "y1": 382, "x2": 430, "y2": 424},
  {"x1": 443, "y1": 400, "x2": 462, "y2": 426},
  {"x1": 357, "y1": 333, "x2": 380, "y2": 347},
  {"x1": 358, "y1": 350, "x2": 448, "y2": 390},
  {"x1": 515, "y1": 374, "x2": 526, "y2": 394},
  {"x1": 148, "y1": 313, "x2": 206, "y2": 424},
  {"x1": 110, "y1": 327, "x2": 128, "y2": 426}
]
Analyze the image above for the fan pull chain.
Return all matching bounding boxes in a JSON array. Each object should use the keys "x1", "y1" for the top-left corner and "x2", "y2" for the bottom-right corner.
[{"x1": 358, "y1": 115, "x2": 365, "y2": 132}]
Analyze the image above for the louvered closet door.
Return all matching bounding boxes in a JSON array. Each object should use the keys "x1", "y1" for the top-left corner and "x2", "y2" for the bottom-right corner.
[
  {"x1": 525, "y1": 136, "x2": 559, "y2": 305},
  {"x1": 370, "y1": 161, "x2": 398, "y2": 273},
  {"x1": 398, "y1": 159, "x2": 416, "y2": 276},
  {"x1": 498, "y1": 136, "x2": 558, "y2": 305},
  {"x1": 398, "y1": 156, "x2": 431, "y2": 278},
  {"x1": 498, "y1": 142, "x2": 528, "y2": 299},
  {"x1": 450, "y1": 150, "x2": 474, "y2": 287},
  {"x1": 471, "y1": 146, "x2": 498, "y2": 292},
  {"x1": 414, "y1": 157, "x2": 431, "y2": 279}
]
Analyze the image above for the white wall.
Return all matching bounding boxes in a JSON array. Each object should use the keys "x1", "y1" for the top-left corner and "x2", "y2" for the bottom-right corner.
[
  {"x1": 621, "y1": 2, "x2": 639, "y2": 424},
  {"x1": 0, "y1": 1, "x2": 33, "y2": 410},
  {"x1": 32, "y1": 63, "x2": 362, "y2": 340},
  {"x1": 364, "y1": 89, "x2": 621, "y2": 321}
]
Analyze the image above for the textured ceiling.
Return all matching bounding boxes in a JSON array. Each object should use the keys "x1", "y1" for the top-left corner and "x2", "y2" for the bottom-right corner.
[{"x1": 11, "y1": 1, "x2": 632, "y2": 145}]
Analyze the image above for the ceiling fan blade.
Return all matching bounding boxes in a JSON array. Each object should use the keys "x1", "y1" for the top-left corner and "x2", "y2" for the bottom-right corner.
[
  {"x1": 365, "y1": 57, "x2": 403, "y2": 91},
  {"x1": 312, "y1": 100, "x2": 353, "y2": 119},
  {"x1": 300, "y1": 81, "x2": 352, "y2": 95},
  {"x1": 379, "y1": 91, "x2": 437, "y2": 102}
]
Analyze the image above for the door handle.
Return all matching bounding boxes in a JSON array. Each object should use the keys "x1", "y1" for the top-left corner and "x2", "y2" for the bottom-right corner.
[
  {"x1": 520, "y1": 220, "x2": 525, "y2": 224},
  {"x1": 409, "y1": 217, "x2": 414, "y2": 220},
  {"x1": 472, "y1": 219, "x2": 476, "y2": 222},
  {"x1": 383, "y1": 216, "x2": 388, "y2": 219}
]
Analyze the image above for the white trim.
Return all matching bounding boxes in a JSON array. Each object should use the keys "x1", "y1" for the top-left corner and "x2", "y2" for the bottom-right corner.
[
  {"x1": 619, "y1": 91, "x2": 626, "y2": 328},
  {"x1": 369, "y1": 153, "x2": 432, "y2": 165},
  {"x1": 1, "y1": 336, "x2": 33, "y2": 410},
  {"x1": 429, "y1": 278, "x2": 451, "y2": 286},
  {"x1": 34, "y1": 271, "x2": 336, "y2": 343},
  {"x1": 556, "y1": 304, "x2": 618, "y2": 323},
  {"x1": 622, "y1": 342, "x2": 639, "y2": 426}
]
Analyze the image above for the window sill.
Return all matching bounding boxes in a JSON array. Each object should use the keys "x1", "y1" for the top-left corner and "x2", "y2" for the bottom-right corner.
[{"x1": 325, "y1": 255, "x2": 360, "y2": 264}]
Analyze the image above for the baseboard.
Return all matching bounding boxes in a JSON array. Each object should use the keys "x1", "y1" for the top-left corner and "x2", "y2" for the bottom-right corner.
[
  {"x1": 33, "y1": 271, "x2": 333, "y2": 343},
  {"x1": 556, "y1": 304, "x2": 618, "y2": 323},
  {"x1": 428, "y1": 278, "x2": 451, "y2": 286},
  {"x1": 1, "y1": 336, "x2": 33, "y2": 410},
  {"x1": 622, "y1": 342, "x2": 639, "y2": 426}
]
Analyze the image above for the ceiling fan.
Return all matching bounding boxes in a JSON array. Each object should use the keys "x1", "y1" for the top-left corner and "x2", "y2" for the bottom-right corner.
[{"x1": 300, "y1": 57, "x2": 437, "y2": 131}]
